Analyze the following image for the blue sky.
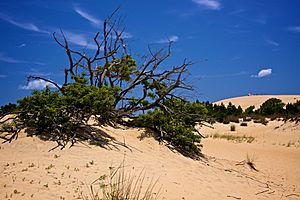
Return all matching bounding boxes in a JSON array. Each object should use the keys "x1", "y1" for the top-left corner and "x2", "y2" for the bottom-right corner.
[{"x1": 0, "y1": 0, "x2": 300, "y2": 105}]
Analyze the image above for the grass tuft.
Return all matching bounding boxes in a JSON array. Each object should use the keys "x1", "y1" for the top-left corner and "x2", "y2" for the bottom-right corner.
[
  {"x1": 80, "y1": 163, "x2": 160, "y2": 200},
  {"x1": 211, "y1": 133, "x2": 255, "y2": 143},
  {"x1": 230, "y1": 124, "x2": 236, "y2": 131}
]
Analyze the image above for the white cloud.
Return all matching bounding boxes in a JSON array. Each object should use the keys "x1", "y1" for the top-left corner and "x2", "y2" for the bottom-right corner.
[
  {"x1": 0, "y1": 75, "x2": 7, "y2": 78},
  {"x1": 0, "y1": 13, "x2": 49, "y2": 34},
  {"x1": 156, "y1": 35, "x2": 179, "y2": 43},
  {"x1": 288, "y1": 26, "x2": 300, "y2": 33},
  {"x1": 192, "y1": 0, "x2": 221, "y2": 10},
  {"x1": 251, "y1": 68, "x2": 272, "y2": 78},
  {"x1": 19, "y1": 80, "x2": 57, "y2": 90},
  {"x1": 74, "y1": 6, "x2": 102, "y2": 27},
  {"x1": 265, "y1": 39, "x2": 279, "y2": 46}
]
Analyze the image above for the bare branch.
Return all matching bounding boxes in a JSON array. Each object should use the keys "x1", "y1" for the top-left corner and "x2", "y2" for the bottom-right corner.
[{"x1": 28, "y1": 76, "x2": 63, "y2": 92}]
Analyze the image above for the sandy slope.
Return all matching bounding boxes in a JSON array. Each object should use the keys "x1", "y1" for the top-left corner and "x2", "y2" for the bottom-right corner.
[
  {"x1": 1, "y1": 122, "x2": 300, "y2": 200},
  {"x1": 214, "y1": 95, "x2": 300, "y2": 110},
  {"x1": 1, "y1": 95, "x2": 300, "y2": 199}
]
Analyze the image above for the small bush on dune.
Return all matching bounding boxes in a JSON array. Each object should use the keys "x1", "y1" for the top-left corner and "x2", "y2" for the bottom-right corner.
[
  {"x1": 222, "y1": 117, "x2": 230, "y2": 124},
  {"x1": 258, "y1": 98, "x2": 285, "y2": 116},
  {"x1": 240, "y1": 122, "x2": 247, "y2": 127},
  {"x1": 16, "y1": 79, "x2": 117, "y2": 148},
  {"x1": 252, "y1": 115, "x2": 268, "y2": 125},
  {"x1": 230, "y1": 124, "x2": 236, "y2": 131},
  {"x1": 131, "y1": 98, "x2": 207, "y2": 158},
  {"x1": 0, "y1": 103, "x2": 18, "y2": 116}
]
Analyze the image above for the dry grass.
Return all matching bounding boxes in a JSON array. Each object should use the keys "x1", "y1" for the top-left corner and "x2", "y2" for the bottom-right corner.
[
  {"x1": 80, "y1": 163, "x2": 160, "y2": 200},
  {"x1": 230, "y1": 125, "x2": 236, "y2": 131},
  {"x1": 211, "y1": 133, "x2": 255, "y2": 143}
]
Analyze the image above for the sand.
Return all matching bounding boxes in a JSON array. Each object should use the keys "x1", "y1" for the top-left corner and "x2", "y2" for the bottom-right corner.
[
  {"x1": 1, "y1": 95, "x2": 300, "y2": 199},
  {"x1": 214, "y1": 95, "x2": 300, "y2": 110}
]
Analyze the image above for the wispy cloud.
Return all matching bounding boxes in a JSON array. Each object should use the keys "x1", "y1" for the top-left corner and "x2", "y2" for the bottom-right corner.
[
  {"x1": 63, "y1": 31, "x2": 98, "y2": 50},
  {"x1": 74, "y1": 6, "x2": 102, "y2": 27},
  {"x1": 265, "y1": 39, "x2": 279, "y2": 47},
  {"x1": 197, "y1": 71, "x2": 249, "y2": 79},
  {"x1": 0, "y1": 13, "x2": 49, "y2": 34},
  {"x1": 192, "y1": 0, "x2": 221, "y2": 10},
  {"x1": 0, "y1": 52, "x2": 23, "y2": 63},
  {"x1": 253, "y1": 17, "x2": 266, "y2": 25},
  {"x1": 156, "y1": 35, "x2": 179, "y2": 44},
  {"x1": 121, "y1": 32, "x2": 133, "y2": 39},
  {"x1": 287, "y1": 26, "x2": 300, "y2": 33},
  {"x1": 0, "y1": 52, "x2": 45, "y2": 65},
  {"x1": 0, "y1": 74, "x2": 7, "y2": 78},
  {"x1": 26, "y1": 69, "x2": 51, "y2": 77},
  {"x1": 251, "y1": 68, "x2": 272, "y2": 78},
  {"x1": 73, "y1": 6, "x2": 132, "y2": 39},
  {"x1": 228, "y1": 8, "x2": 247, "y2": 15},
  {"x1": 19, "y1": 79, "x2": 57, "y2": 90},
  {"x1": 18, "y1": 43, "x2": 26, "y2": 48}
]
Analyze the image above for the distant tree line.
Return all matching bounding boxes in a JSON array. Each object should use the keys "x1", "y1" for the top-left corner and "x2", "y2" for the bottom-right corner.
[{"x1": 198, "y1": 98, "x2": 300, "y2": 125}]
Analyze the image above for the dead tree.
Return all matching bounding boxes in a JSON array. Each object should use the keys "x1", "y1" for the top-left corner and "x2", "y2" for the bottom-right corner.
[{"x1": 27, "y1": 9, "x2": 193, "y2": 119}]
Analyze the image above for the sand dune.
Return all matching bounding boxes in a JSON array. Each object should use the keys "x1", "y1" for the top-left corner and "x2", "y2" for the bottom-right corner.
[
  {"x1": 1, "y1": 95, "x2": 300, "y2": 199},
  {"x1": 215, "y1": 95, "x2": 300, "y2": 110}
]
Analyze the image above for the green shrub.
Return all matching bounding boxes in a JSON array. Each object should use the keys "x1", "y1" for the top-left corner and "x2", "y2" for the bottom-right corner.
[
  {"x1": 258, "y1": 98, "x2": 285, "y2": 116},
  {"x1": 131, "y1": 98, "x2": 206, "y2": 158},
  {"x1": 0, "y1": 103, "x2": 18, "y2": 115},
  {"x1": 244, "y1": 105, "x2": 255, "y2": 115},
  {"x1": 240, "y1": 122, "x2": 247, "y2": 126},
  {"x1": 16, "y1": 78, "x2": 117, "y2": 147},
  {"x1": 253, "y1": 116, "x2": 268, "y2": 125},
  {"x1": 222, "y1": 117, "x2": 230, "y2": 124}
]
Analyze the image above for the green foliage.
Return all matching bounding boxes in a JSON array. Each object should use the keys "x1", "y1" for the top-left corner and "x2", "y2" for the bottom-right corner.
[
  {"x1": 258, "y1": 98, "x2": 285, "y2": 116},
  {"x1": 131, "y1": 98, "x2": 207, "y2": 158},
  {"x1": 17, "y1": 78, "x2": 116, "y2": 138},
  {"x1": 204, "y1": 102, "x2": 242, "y2": 124},
  {"x1": 286, "y1": 100, "x2": 300, "y2": 117},
  {"x1": 240, "y1": 122, "x2": 248, "y2": 126},
  {"x1": 62, "y1": 79, "x2": 117, "y2": 122},
  {"x1": 109, "y1": 55, "x2": 137, "y2": 82},
  {"x1": 0, "y1": 103, "x2": 18, "y2": 115},
  {"x1": 244, "y1": 105, "x2": 255, "y2": 115}
]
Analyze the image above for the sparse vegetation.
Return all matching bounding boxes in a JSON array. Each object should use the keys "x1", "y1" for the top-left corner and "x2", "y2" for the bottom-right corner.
[
  {"x1": 230, "y1": 124, "x2": 236, "y2": 131},
  {"x1": 211, "y1": 133, "x2": 255, "y2": 143},
  {"x1": 246, "y1": 154, "x2": 258, "y2": 171},
  {"x1": 236, "y1": 154, "x2": 258, "y2": 171},
  {"x1": 80, "y1": 164, "x2": 160, "y2": 200},
  {"x1": 240, "y1": 122, "x2": 247, "y2": 126}
]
